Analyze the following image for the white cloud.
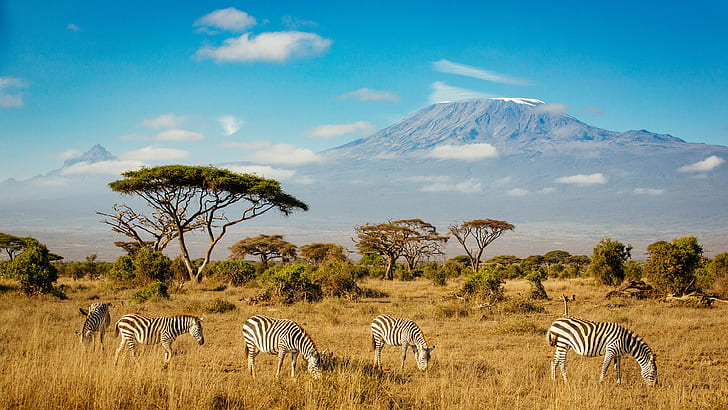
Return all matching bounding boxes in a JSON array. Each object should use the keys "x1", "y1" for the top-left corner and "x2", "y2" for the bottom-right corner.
[
  {"x1": 677, "y1": 155, "x2": 725, "y2": 173},
  {"x1": 121, "y1": 146, "x2": 189, "y2": 161},
  {"x1": 194, "y1": 8, "x2": 257, "y2": 32},
  {"x1": 0, "y1": 76, "x2": 29, "y2": 108},
  {"x1": 634, "y1": 187, "x2": 665, "y2": 196},
  {"x1": 425, "y1": 143, "x2": 499, "y2": 161},
  {"x1": 554, "y1": 173, "x2": 608, "y2": 185},
  {"x1": 585, "y1": 106, "x2": 606, "y2": 115},
  {"x1": 217, "y1": 140, "x2": 271, "y2": 150},
  {"x1": 55, "y1": 149, "x2": 83, "y2": 161},
  {"x1": 32, "y1": 175, "x2": 72, "y2": 187},
  {"x1": 250, "y1": 144, "x2": 322, "y2": 165},
  {"x1": 340, "y1": 88, "x2": 400, "y2": 103},
  {"x1": 429, "y1": 81, "x2": 493, "y2": 104},
  {"x1": 60, "y1": 160, "x2": 145, "y2": 176},
  {"x1": 535, "y1": 103, "x2": 568, "y2": 114},
  {"x1": 219, "y1": 115, "x2": 243, "y2": 136},
  {"x1": 421, "y1": 178, "x2": 482, "y2": 193},
  {"x1": 155, "y1": 129, "x2": 204, "y2": 141},
  {"x1": 432, "y1": 59, "x2": 532, "y2": 86},
  {"x1": 195, "y1": 31, "x2": 332, "y2": 63},
  {"x1": 506, "y1": 188, "x2": 529, "y2": 197},
  {"x1": 225, "y1": 165, "x2": 297, "y2": 181},
  {"x1": 67, "y1": 23, "x2": 81, "y2": 32},
  {"x1": 402, "y1": 175, "x2": 450, "y2": 183},
  {"x1": 142, "y1": 113, "x2": 187, "y2": 129},
  {"x1": 539, "y1": 187, "x2": 557, "y2": 194},
  {"x1": 304, "y1": 121, "x2": 376, "y2": 139}
]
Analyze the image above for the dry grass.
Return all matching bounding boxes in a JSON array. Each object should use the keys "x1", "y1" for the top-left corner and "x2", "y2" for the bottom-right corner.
[{"x1": 0, "y1": 276, "x2": 726, "y2": 409}]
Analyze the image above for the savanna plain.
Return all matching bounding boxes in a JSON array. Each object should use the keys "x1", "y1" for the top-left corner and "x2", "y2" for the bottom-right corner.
[{"x1": 1, "y1": 277, "x2": 726, "y2": 410}]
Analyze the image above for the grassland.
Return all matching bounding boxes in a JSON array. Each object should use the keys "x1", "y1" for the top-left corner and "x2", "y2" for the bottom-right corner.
[{"x1": 0, "y1": 276, "x2": 726, "y2": 409}]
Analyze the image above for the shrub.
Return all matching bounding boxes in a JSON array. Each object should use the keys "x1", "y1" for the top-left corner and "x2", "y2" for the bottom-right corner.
[
  {"x1": 644, "y1": 237, "x2": 703, "y2": 295},
  {"x1": 4, "y1": 243, "x2": 60, "y2": 295},
  {"x1": 109, "y1": 249, "x2": 172, "y2": 287},
  {"x1": 423, "y1": 262, "x2": 448, "y2": 286},
  {"x1": 499, "y1": 299, "x2": 545, "y2": 314},
  {"x1": 435, "y1": 301, "x2": 469, "y2": 318},
  {"x1": 309, "y1": 261, "x2": 364, "y2": 299},
  {"x1": 204, "y1": 297, "x2": 236, "y2": 313},
  {"x1": 460, "y1": 266, "x2": 505, "y2": 303},
  {"x1": 206, "y1": 260, "x2": 256, "y2": 286},
  {"x1": 258, "y1": 264, "x2": 322, "y2": 304},
  {"x1": 706, "y1": 252, "x2": 728, "y2": 298},
  {"x1": 524, "y1": 269, "x2": 548, "y2": 300},
  {"x1": 129, "y1": 280, "x2": 169, "y2": 303},
  {"x1": 587, "y1": 237, "x2": 632, "y2": 286},
  {"x1": 624, "y1": 260, "x2": 643, "y2": 281}
]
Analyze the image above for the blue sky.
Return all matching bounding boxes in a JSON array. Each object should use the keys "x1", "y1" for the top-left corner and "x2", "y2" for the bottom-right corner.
[{"x1": 1, "y1": 0, "x2": 727, "y2": 182}]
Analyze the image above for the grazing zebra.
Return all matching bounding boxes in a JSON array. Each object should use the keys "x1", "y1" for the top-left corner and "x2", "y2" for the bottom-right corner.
[
  {"x1": 114, "y1": 314, "x2": 204, "y2": 365},
  {"x1": 548, "y1": 317, "x2": 657, "y2": 386},
  {"x1": 76, "y1": 302, "x2": 111, "y2": 349},
  {"x1": 242, "y1": 315, "x2": 322, "y2": 379},
  {"x1": 371, "y1": 314, "x2": 435, "y2": 371}
]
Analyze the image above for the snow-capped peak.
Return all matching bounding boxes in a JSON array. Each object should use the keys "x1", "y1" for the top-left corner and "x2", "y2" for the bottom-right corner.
[{"x1": 489, "y1": 97, "x2": 545, "y2": 106}]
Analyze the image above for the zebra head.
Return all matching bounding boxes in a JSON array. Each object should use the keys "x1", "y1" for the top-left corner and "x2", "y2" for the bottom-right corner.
[
  {"x1": 189, "y1": 317, "x2": 205, "y2": 345},
  {"x1": 307, "y1": 351, "x2": 322, "y2": 379},
  {"x1": 415, "y1": 345, "x2": 436, "y2": 371},
  {"x1": 642, "y1": 353, "x2": 658, "y2": 387}
]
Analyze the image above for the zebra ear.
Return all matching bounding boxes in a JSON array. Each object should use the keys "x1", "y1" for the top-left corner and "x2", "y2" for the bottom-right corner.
[
  {"x1": 429, "y1": 345, "x2": 436, "y2": 351},
  {"x1": 79, "y1": 307, "x2": 88, "y2": 316}
]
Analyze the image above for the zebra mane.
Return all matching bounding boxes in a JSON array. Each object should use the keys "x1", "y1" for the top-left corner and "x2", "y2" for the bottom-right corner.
[{"x1": 295, "y1": 320, "x2": 319, "y2": 353}]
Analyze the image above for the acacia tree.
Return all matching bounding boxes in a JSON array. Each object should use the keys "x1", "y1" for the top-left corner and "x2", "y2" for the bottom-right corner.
[
  {"x1": 229, "y1": 234, "x2": 298, "y2": 267},
  {"x1": 449, "y1": 219, "x2": 515, "y2": 274},
  {"x1": 102, "y1": 165, "x2": 308, "y2": 282},
  {"x1": 0, "y1": 233, "x2": 37, "y2": 261},
  {"x1": 299, "y1": 243, "x2": 348, "y2": 264},
  {"x1": 398, "y1": 219, "x2": 448, "y2": 270},
  {"x1": 354, "y1": 221, "x2": 413, "y2": 280}
]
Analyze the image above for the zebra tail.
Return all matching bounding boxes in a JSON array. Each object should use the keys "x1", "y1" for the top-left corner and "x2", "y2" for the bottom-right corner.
[
  {"x1": 114, "y1": 321, "x2": 120, "y2": 338},
  {"x1": 371, "y1": 333, "x2": 375, "y2": 351},
  {"x1": 548, "y1": 331, "x2": 558, "y2": 347}
]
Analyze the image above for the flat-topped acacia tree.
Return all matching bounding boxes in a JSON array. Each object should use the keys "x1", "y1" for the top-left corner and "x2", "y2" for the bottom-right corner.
[
  {"x1": 103, "y1": 165, "x2": 308, "y2": 282},
  {"x1": 449, "y1": 219, "x2": 515, "y2": 274}
]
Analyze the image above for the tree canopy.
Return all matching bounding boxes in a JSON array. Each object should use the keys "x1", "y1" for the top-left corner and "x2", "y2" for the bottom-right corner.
[
  {"x1": 299, "y1": 243, "x2": 348, "y2": 264},
  {"x1": 449, "y1": 219, "x2": 515, "y2": 273},
  {"x1": 229, "y1": 234, "x2": 298, "y2": 266},
  {"x1": 644, "y1": 236, "x2": 703, "y2": 295},
  {"x1": 102, "y1": 165, "x2": 308, "y2": 281},
  {"x1": 587, "y1": 237, "x2": 632, "y2": 286}
]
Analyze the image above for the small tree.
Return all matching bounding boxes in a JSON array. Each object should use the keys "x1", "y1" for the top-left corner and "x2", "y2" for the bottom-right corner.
[
  {"x1": 5, "y1": 243, "x2": 59, "y2": 295},
  {"x1": 587, "y1": 237, "x2": 632, "y2": 286},
  {"x1": 398, "y1": 219, "x2": 448, "y2": 270},
  {"x1": 706, "y1": 252, "x2": 728, "y2": 298},
  {"x1": 460, "y1": 266, "x2": 505, "y2": 303},
  {"x1": 449, "y1": 219, "x2": 515, "y2": 274},
  {"x1": 299, "y1": 243, "x2": 348, "y2": 264},
  {"x1": 644, "y1": 236, "x2": 703, "y2": 295},
  {"x1": 229, "y1": 234, "x2": 298, "y2": 267},
  {"x1": 353, "y1": 221, "x2": 413, "y2": 280}
]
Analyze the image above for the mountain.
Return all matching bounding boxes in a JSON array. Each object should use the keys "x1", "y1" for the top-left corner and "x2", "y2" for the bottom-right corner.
[
  {"x1": 325, "y1": 98, "x2": 686, "y2": 159},
  {"x1": 63, "y1": 144, "x2": 117, "y2": 167}
]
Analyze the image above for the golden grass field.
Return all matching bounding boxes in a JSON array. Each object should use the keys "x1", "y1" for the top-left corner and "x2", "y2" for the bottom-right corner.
[{"x1": 0, "y1": 276, "x2": 726, "y2": 409}]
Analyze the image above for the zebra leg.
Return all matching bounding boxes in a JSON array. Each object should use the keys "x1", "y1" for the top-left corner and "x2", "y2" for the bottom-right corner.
[
  {"x1": 247, "y1": 348, "x2": 259, "y2": 378},
  {"x1": 613, "y1": 356, "x2": 622, "y2": 384},
  {"x1": 401, "y1": 345, "x2": 408, "y2": 370},
  {"x1": 600, "y1": 349, "x2": 617, "y2": 383},
  {"x1": 373, "y1": 340, "x2": 383, "y2": 368},
  {"x1": 99, "y1": 330, "x2": 104, "y2": 351},
  {"x1": 114, "y1": 338, "x2": 126, "y2": 365},
  {"x1": 291, "y1": 351, "x2": 299, "y2": 378},
  {"x1": 162, "y1": 340, "x2": 173, "y2": 363},
  {"x1": 553, "y1": 347, "x2": 569, "y2": 382},
  {"x1": 276, "y1": 351, "x2": 287, "y2": 378}
]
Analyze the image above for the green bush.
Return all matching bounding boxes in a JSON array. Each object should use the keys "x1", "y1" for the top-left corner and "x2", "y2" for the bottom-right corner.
[
  {"x1": 109, "y1": 248, "x2": 172, "y2": 287},
  {"x1": 129, "y1": 280, "x2": 170, "y2": 303},
  {"x1": 259, "y1": 264, "x2": 322, "y2": 304},
  {"x1": 460, "y1": 266, "x2": 505, "y2": 303},
  {"x1": 423, "y1": 262, "x2": 448, "y2": 286},
  {"x1": 4, "y1": 243, "x2": 60, "y2": 295},
  {"x1": 525, "y1": 269, "x2": 548, "y2": 300},
  {"x1": 308, "y1": 261, "x2": 364, "y2": 299},
  {"x1": 206, "y1": 260, "x2": 256, "y2": 286}
]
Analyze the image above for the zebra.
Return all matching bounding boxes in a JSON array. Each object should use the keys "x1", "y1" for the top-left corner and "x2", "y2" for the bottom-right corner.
[
  {"x1": 114, "y1": 314, "x2": 204, "y2": 365},
  {"x1": 371, "y1": 314, "x2": 435, "y2": 371},
  {"x1": 242, "y1": 315, "x2": 322, "y2": 379},
  {"x1": 76, "y1": 302, "x2": 111, "y2": 349},
  {"x1": 548, "y1": 317, "x2": 657, "y2": 386}
]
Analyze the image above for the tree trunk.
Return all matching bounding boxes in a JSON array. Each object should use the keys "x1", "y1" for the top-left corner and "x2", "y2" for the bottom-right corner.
[
  {"x1": 385, "y1": 257, "x2": 395, "y2": 280},
  {"x1": 176, "y1": 228, "x2": 196, "y2": 282}
]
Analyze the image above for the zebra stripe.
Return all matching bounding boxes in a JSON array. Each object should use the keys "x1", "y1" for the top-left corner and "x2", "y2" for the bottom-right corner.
[
  {"x1": 242, "y1": 315, "x2": 322, "y2": 379},
  {"x1": 77, "y1": 303, "x2": 111, "y2": 349},
  {"x1": 548, "y1": 317, "x2": 657, "y2": 386},
  {"x1": 371, "y1": 314, "x2": 435, "y2": 371},
  {"x1": 114, "y1": 314, "x2": 204, "y2": 365}
]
